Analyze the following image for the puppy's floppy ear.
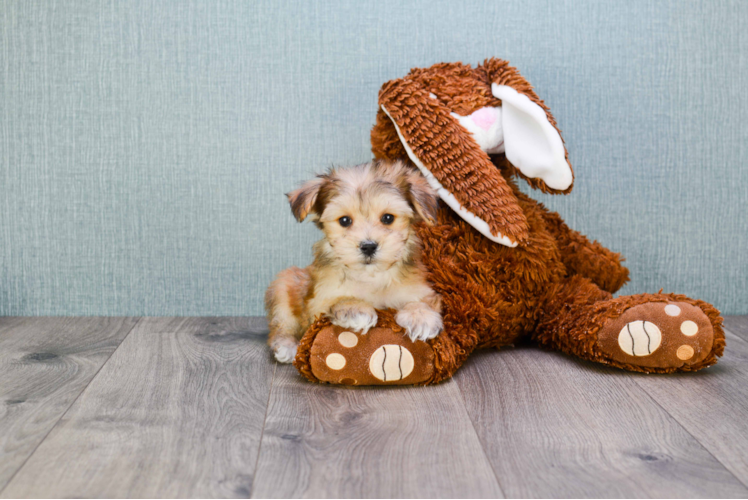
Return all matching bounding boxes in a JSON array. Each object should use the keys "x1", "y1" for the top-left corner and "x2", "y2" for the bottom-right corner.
[
  {"x1": 403, "y1": 167, "x2": 439, "y2": 225},
  {"x1": 379, "y1": 76, "x2": 528, "y2": 247},
  {"x1": 286, "y1": 176, "x2": 325, "y2": 222},
  {"x1": 480, "y1": 58, "x2": 574, "y2": 194}
]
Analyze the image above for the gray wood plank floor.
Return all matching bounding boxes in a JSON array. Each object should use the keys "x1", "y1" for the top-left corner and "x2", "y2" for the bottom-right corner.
[
  {"x1": 456, "y1": 347, "x2": 748, "y2": 498},
  {"x1": 1, "y1": 316, "x2": 747, "y2": 498},
  {"x1": 0, "y1": 317, "x2": 138, "y2": 492},
  {"x1": 252, "y1": 365, "x2": 502, "y2": 498},
  {"x1": 2, "y1": 318, "x2": 273, "y2": 499}
]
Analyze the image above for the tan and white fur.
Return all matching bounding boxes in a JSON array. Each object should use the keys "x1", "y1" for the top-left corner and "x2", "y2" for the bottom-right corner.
[{"x1": 265, "y1": 160, "x2": 443, "y2": 363}]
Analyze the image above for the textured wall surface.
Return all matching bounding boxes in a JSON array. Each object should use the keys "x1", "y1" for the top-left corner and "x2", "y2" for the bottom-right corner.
[{"x1": 1, "y1": 0, "x2": 746, "y2": 316}]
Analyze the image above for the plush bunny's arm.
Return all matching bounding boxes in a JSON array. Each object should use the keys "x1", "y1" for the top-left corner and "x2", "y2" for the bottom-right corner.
[{"x1": 378, "y1": 78, "x2": 529, "y2": 247}]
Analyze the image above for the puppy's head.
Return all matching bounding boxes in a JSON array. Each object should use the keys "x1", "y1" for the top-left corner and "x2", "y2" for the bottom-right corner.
[{"x1": 287, "y1": 160, "x2": 438, "y2": 270}]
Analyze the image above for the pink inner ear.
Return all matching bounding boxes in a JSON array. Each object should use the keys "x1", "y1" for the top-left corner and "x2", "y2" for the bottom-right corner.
[{"x1": 471, "y1": 107, "x2": 496, "y2": 131}]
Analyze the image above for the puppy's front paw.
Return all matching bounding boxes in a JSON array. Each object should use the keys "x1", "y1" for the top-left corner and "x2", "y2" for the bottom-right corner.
[
  {"x1": 396, "y1": 303, "x2": 442, "y2": 342},
  {"x1": 270, "y1": 336, "x2": 299, "y2": 364},
  {"x1": 329, "y1": 299, "x2": 378, "y2": 334}
]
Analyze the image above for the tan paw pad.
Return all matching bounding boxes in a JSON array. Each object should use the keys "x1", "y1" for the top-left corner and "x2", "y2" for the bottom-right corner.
[
  {"x1": 369, "y1": 345, "x2": 414, "y2": 382},
  {"x1": 325, "y1": 353, "x2": 346, "y2": 370},
  {"x1": 618, "y1": 321, "x2": 662, "y2": 356},
  {"x1": 664, "y1": 304, "x2": 681, "y2": 316},
  {"x1": 680, "y1": 320, "x2": 699, "y2": 336},
  {"x1": 338, "y1": 331, "x2": 358, "y2": 347},
  {"x1": 677, "y1": 345, "x2": 694, "y2": 360}
]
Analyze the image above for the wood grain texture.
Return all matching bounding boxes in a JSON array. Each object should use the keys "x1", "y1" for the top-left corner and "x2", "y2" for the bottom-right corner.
[
  {"x1": 4, "y1": 316, "x2": 748, "y2": 498},
  {"x1": 629, "y1": 316, "x2": 748, "y2": 488},
  {"x1": 724, "y1": 316, "x2": 748, "y2": 341},
  {"x1": 455, "y1": 346, "x2": 748, "y2": 498},
  {"x1": 1, "y1": 318, "x2": 274, "y2": 499},
  {"x1": 251, "y1": 365, "x2": 503, "y2": 498},
  {"x1": 0, "y1": 317, "x2": 138, "y2": 492}
]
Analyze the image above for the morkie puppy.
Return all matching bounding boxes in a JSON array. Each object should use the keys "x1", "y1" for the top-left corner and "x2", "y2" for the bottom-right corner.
[{"x1": 266, "y1": 160, "x2": 443, "y2": 363}]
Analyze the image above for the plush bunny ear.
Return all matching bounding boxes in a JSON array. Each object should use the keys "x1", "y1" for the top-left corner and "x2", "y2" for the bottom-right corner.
[
  {"x1": 481, "y1": 58, "x2": 574, "y2": 194},
  {"x1": 492, "y1": 85, "x2": 572, "y2": 191},
  {"x1": 378, "y1": 78, "x2": 529, "y2": 247}
]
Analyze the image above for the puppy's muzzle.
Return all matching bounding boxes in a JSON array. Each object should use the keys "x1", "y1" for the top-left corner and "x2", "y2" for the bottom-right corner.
[{"x1": 359, "y1": 240, "x2": 378, "y2": 258}]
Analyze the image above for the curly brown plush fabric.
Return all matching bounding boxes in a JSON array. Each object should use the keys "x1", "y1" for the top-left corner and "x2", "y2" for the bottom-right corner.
[
  {"x1": 294, "y1": 58, "x2": 724, "y2": 385},
  {"x1": 378, "y1": 72, "x2": 530, "y2": 244}
]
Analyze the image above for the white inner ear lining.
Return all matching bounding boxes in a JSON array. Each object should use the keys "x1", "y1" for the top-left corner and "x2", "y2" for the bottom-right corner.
[
  {"x1": 380, "y1": 104, "x2": 518, "y2": 248},
  {"x1": 450, "y1": 107, "x2": 505, "y2": 155},
  {"x1": 491, "y1": 84, "x2": 572, "y2": 191}
]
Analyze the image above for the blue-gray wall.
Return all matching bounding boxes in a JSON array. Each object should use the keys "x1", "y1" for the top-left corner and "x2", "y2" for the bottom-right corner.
[{"x1": 1, "y1": 0, "x2": 746, "y2": 316}]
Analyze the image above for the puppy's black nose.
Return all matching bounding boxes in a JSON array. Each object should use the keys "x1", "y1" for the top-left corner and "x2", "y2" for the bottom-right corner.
[{"x1": 360, "y1": 241, "x2": 378, "y2": 257}]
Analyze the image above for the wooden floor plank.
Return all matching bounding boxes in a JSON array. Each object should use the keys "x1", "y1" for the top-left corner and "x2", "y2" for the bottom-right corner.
[
  {"x1": 1, "y1": 318, "x2": 274, "y2": 499},
  {"x1": 455, "y1": 345, "x2": 748, "y2": 498},
  {"x1": 251, "y1": 364, "x2": 503, "y2": 499},
  {"x1": 0, "y1": 317, "x2": 138, "y2": 493},
  {"x1": 630, "y1": 317, "x2": 748, "y2": 489},
  {"x1": 724, "y1": 316, "x2": 748, "y2": 341}
]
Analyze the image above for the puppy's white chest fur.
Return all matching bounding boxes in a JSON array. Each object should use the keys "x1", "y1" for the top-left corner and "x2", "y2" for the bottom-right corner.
[
  {"x1": 342, "y1": 268, "x2": 430, "y2": 308},
  {"x1": 307, "y1": 264, "x2": 432, "y2": 321}
]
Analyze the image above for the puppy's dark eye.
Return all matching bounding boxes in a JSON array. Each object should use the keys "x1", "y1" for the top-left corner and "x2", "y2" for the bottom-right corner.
[
  {"x1": 380, "y1": 213, "x2": 395, "y2": 225},
  {"x1": 338, "y1": 216, "x2": 352, "y2": 227}
]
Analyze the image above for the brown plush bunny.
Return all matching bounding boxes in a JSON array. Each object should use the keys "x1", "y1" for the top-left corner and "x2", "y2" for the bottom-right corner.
[{"x1": 293, "y1": 58, "x2": 724, "y2": 386}]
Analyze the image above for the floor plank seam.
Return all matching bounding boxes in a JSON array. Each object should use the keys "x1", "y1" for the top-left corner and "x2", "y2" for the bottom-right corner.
[
  {"x1": 0, "y1": 316, "x2": 144, "y2": 497},
  {"x1": 454, "y1": 377, "x2": 508, "y2": 498},
  {"x1": 249, "y1": 361, "x2": 277, "y2": 499},
  {"x1": 632, "y1": 369, "x2": 748, "y2": 491}
]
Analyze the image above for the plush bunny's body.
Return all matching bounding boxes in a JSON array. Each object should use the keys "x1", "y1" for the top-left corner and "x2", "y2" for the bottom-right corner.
[{"x1": 292, "y1": 59, "x2": 724, "y2": 385}]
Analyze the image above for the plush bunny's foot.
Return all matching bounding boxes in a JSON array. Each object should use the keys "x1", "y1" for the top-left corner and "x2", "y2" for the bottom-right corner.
[
  {"x1": 295, "y1": 319, "x2": 435, "y2": 386},
  {"x1": 597, "y1": 301, "x2": 717, "y2": 370}
]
